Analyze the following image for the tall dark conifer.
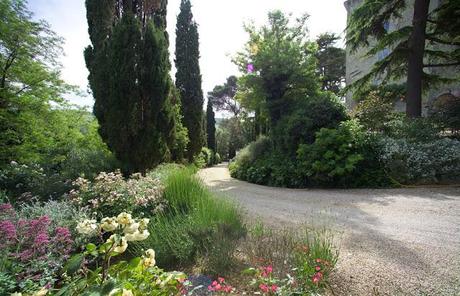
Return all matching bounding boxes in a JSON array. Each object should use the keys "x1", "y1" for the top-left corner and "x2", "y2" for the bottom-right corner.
[
  {"x1": 206, "y1": 100, "x2": 216, "y2": 151},
  {"x1": 175, "y1": 0, "x2": 204, "y2": 161},
  {"x1": 85, "y1": 0, "x2": 175, "y2": 173}
]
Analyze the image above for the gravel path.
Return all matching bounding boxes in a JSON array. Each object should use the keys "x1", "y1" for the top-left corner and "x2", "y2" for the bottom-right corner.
[{"x1": 199, "y1": 163, "x2": 460, "y2": 296}]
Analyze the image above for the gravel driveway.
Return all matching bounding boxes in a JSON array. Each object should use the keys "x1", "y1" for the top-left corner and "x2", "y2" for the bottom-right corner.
[{"x1": 199, "y1": 164, "x2": 460, "y2": 296}]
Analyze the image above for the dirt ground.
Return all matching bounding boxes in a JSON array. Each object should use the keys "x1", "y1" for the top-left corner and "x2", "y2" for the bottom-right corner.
[{"x1": 199, "y1": 164, "x2": 460, "y2": 296}]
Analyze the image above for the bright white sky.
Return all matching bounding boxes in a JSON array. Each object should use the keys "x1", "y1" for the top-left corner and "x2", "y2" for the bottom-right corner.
[{"x1": 29, "y1": 0, "x2": 347, "y2": 108}]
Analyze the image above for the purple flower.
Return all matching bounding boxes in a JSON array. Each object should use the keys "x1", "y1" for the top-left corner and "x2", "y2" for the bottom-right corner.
[
  {"x1": 247, "y1": 63, "x2": 254, "y2": 73},
  {"x1": 0, "y1": 220, "x2": 17, "y2": 240},
  {"x1": 34, "y1": 231, "x2": 50, "y2": 247}
]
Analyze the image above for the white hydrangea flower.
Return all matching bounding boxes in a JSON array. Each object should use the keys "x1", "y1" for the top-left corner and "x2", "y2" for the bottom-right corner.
[
  {"x1": 125, "y1": 229, "x2": 149, "y2": 242},
  {"x1": 142, "y1": 248, "x2": 156, "y2": 268},
  {"x1": 76, "y1": 219, "x2": 98, "y2": 235},
  {"x1": 106, "y1": 234, "x2": 128, "y2": 254},
  {"x1": 117, "y1": 212, "x2": 133, "y2": 225},
  {"x1": 100, "y1": 217, "x2": 119, "y2": 232}
]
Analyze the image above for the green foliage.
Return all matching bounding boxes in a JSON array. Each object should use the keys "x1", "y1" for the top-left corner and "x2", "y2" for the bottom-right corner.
[
  {"x1": 208, "y1": 76, "x2": 241, "y2": 117},
  {"x1": 85, "y1": 1, "x2": 177, "y2": 173},
  {"x1": 206, "y1": 100, "x2": 216, "y2": 151},
  {"x1": 216, "y1": 117, "x2": 251, "y2": 160},
  {"x1": 378, "y1": 136, "x2": 460, "y2": 184},
  {"x1": 297, "y1": 120, "x2": 365, "y2": 185},
  {"x1": 134, "y1": 167, "x2": 245, "y2": 270},
  {"x1": 273, "y1": 93, "x2": 348, "y2": 153},
  {"x1": 315, "y1": 33, "x2": 346, "y2": 94},
  {"x1": 235, "y1": 10, "x2": 319, "y2": 128},
  {"x1": 175, "y1": 0, "x2": 205, "y2": 161},
  {"x1": 353, "y1": 91, "x2": 403, "y2": 133},
  {"x1": 346, "y1": 0, "x2": 460, "y2": 116},
  {"x1": 429, "y1": 93, "x2": 460, "y2": 134}
]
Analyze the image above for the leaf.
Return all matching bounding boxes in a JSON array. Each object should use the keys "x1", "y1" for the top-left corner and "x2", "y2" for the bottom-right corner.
[
  {"x1": 86, "y1": 243, "x2": 97, "y2": 252},
  {"x1": 128, "y1": 257, "x2": 142, "y2": 269},
  {"x1": 63, "y1": 253, "x2": 85, "y2": 275},
  {"x1": 101, "y1": 279, "x2": 118, "y2": 295},
  {"x1": 242, "y1": 267, "x2": 257, "y2": 275}
]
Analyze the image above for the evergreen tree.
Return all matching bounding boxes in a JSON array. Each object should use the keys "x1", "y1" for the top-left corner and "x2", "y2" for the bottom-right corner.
[
  {"x1": 85, "y1": 0, "x2": 175, "y2": 173},
  {"x1": 175, "y1": 0, "x2": 204, "y2": 161},
  {"x1": 316, "y1": 33, "x2": 346, "y2": 95},
  {"x1": 206, "y1": 100, "x2": 216, "y2": 151},
  {"x1": 346, "y1": 0, "x2": 460, "y2": 117}
]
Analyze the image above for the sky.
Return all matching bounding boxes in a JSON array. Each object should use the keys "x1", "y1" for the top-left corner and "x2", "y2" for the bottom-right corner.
[{"x1": 29, "y1": 0, "x2": 347, "y2": 108}]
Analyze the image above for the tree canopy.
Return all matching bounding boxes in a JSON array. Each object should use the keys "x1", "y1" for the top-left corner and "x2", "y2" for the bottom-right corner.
[
  {"x1": 315, "y1": 33, "x2": 346, "y2": 95},
  {"x1": 85, "y1": 0, "x2": 176, "y2": 173},
  {"x1": 346, "y1": 0, "x2": 460, "y2": 117}
]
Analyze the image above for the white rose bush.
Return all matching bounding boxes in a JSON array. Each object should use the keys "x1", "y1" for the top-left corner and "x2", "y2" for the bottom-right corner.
[{"x1": 56, "y1": 212, "x2": 188, "y2": 296}]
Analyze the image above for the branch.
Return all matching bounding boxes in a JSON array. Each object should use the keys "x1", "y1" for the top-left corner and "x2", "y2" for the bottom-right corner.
[
  {"x1": 423, "y1": 62, "x2": 460, "y2": 68},
  {"x1": 426, "y1": 35, "x2": 460, "y2": 46}
]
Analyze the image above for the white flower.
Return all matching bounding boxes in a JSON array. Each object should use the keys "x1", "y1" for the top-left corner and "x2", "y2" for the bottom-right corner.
[
  {"x1": 123, "y1": 222, "x2": 140, "y2": 234},
  {"x1": 139, "y1": 218, "x2": 150, "y2": 230},
  {"x1": 142, "y1": 248, "x2": 156, "y2": 267},
  {"x1": 125, "y1": 229, "x2": 149, "y2": 241},
  {"x1": 76, "y1": 219, "x2": 98, "y2": 235},
  {"x1": 117, "y1": 212, "x2": 133, "y2": 225},
  {"x1": 122, "y1": 289, "x2": 134, "y2": 296},
  {"x1": 10, "y1": 293, "x2": 22, "y2": 296},
  {"x1": 100, "y1": 217, "x2": 119, "y2": 232},
  {"x1": 33, "y1": 288, "x2": 48, "y2": 296},
  {"x1": 106, "y1": 234, "x2": 128, "y2": 254}
]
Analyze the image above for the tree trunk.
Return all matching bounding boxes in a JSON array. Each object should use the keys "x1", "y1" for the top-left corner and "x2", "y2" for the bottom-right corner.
[{"x1": 406, "y1": 0, "x2": 430, "y2": 118}]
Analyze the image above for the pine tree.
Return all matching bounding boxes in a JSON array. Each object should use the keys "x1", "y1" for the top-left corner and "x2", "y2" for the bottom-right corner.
[
  {"x1": 206, "y1": 100, "x2": 216, "y2": 151},
  {"x1": 85, "y1": 0, "x2": 175, "y2": 173},
  {"x1": 175, "y1": 0, "x2": 204, "y2": 161},
  {"x1": 346, "y1": 0, "x2": 460, "y2": 117}
]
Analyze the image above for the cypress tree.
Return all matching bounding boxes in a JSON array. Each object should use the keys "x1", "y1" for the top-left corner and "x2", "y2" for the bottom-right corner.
[
  {"x1": 85, "y1": 0, "x2": 175, "y2": 173},
  {"x1": 175, "y1": 0, "x2": 204, "y2": 161},
  {"x1": 206, "y1": 100, "x2": 216, "y2": 151}
]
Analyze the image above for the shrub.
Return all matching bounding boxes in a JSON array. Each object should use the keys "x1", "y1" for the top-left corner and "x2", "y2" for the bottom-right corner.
[
  {"x1": 353, "y1": 92, "x2": 401, "y2": 133},
  {"x1": 429, "y1": 93, "x2": 460, "y2": 134},
  {"x1": 0, "y1": 162, "x2": 71, "y2": 203},
  {"x1": 378, "y1": 136, "x2": 460, "y2": 183},
  {"x1": 297, "y1": 120, "x2": 366, "y2": 185},
  {"x1": 215, "y1": 152, "x2": 221, "y2": 164},
  {"x1": 273, "y1": 93, "x2": 348, "y2": 153},
  {"x1": 0, "y1": 203, "x2": 74, "y2": 294},
  {"x1": 67, "y1": 171, "x2": 166, "y2": 218},
  {"x1": 134, "y1": 168, "x2": 245, "y2": 271}
]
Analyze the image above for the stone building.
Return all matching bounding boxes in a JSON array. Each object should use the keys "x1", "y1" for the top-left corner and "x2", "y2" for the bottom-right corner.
[{"x1": 344, "y1": 0, "x2": 460, "y2": 113}]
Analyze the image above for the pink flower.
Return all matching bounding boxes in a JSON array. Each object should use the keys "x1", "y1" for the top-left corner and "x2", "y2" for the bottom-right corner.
[
  {"x1": 34, "y1": 231, "x2": 50, "y2": 246},
  {"x1": 312, "y1": 272, "x2": 323, "y2": 284},
  {"x1": 315, "y1": 266, "x2": 321, "y2": 271},
  {"x1": 247, "y1": 63, "x2": 254, "y2": 73},
  {"x1": 0, "y1": 220, "x2": 17, "y2": 240},
  {"x1": 259, "y1": 283, "x2": 269, "y2": 293},
  {"x1": 218, "y1": 277, "x2": 225, "y2": 283},
  {"x1": 271, "y1": 284, "x2": 278, "y2": 292},
  {"x1": 315, "y1": 258, "x2": 321, "y2": 263}
]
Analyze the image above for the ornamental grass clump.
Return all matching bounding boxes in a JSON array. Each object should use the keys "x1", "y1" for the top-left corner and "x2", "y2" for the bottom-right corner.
[{"x1": 134, "y1": 168, "x2": 245, "y2": 271}]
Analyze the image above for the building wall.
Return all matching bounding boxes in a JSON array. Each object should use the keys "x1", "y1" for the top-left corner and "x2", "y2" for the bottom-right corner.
[{"x1": 344, "y1": 0, "x2": 460, "y2": 114}]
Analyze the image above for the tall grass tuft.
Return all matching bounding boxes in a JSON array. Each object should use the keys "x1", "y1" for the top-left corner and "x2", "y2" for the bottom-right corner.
[{"x1": 132, "y1": 166, "x2": 245, "y2": 272}]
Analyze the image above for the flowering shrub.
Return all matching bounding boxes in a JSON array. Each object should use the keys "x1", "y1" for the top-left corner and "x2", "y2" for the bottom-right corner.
[
  {"x1": 378, "y1": 137, "x2": 460, "y2": 183},
  {"x1": 57, "y1": 213, "x2": 187, "y2": 296},
  {"x1": 0, "y1": 203, "x2": 74, "y2": 294},
  {"x1": 67, "y1": 170, "x2": 166, "y2": 218}
]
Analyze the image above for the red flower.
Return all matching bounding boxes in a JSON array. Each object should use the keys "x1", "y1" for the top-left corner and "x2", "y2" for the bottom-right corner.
[
  {"x1": 218, "y1": 277, "x2": 225, "y2": 283},
  {"x1": 259, "y1": 283, "x2": 269, "y2": 293},
  {"x1": 271, "y1": 284, "x2": 278, "y2": 292}
]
